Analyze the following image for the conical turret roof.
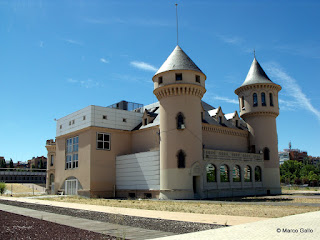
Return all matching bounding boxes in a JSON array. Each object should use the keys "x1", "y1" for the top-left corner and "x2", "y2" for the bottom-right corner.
[
  {"x1": 155, "y1": 45, "x2": 204, "y2": 76},
  {"x1": 241, "y1": 58, "x2": 273, "y2": 87}
]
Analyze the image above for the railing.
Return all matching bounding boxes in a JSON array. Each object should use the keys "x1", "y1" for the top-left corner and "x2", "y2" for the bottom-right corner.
[{"x1": 204, "y1": 149, "x2": 263, "y2": 162}]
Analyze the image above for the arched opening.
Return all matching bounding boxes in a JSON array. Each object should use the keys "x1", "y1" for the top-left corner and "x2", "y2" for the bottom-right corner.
[
  {"x1": 255, "y1": 166, "x2": 262, "y2": 182},
  {"x1": 269, "y1": 93, "x2": 274, "y2": 106},
  {"x1": 241, "y1": 96, "x2": 245, "y2": 109},
  {"x1": 264, "y1": 148, "x2": 270, "y2": 160},
  {"x1": 253, "y1": 93, "x2": 258, "y2": 107},
  {"x1": 177, "y1": 150, "x2": 186, "y2": 168},
  {"x1": 49, "y1": 174, "x2": 54, "y2": 185},
  {"x1": 206, "y1": 164, "x2": 216, "y2": 182},
  {"x1": 220, "y1": 164, "x2": 229, "y2": 182},
  {"x1": 63, "y1": 176, "x2": 83, "y2": 195},
  {"x1": 233, "y1": 165, "x2": 241, "y2": 182},
  {"x1": 177, "y1": 112, "x2": 185, "y2": 130},
  {"x1": 261, "y1": 92, "x2": 266, "y2": 106},
  {"x1": 244, "y1": 165, "x2": 252, "y2": 182}
]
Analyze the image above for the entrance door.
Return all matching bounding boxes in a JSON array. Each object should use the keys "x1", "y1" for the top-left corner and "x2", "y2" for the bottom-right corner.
[
  {"x1": 193, "y1": 176, "x2": 200, "y2": 195},
  {"x1": 65, "y1": 179, "x2": 78, "y2": 195}
]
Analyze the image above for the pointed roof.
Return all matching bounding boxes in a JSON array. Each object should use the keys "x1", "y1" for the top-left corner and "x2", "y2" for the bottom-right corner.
[
  {"x1": 241, "y1": 58, "x2": 273, "y2": 87},
  {"x1": 155, "y1": 45, "x2": 205, "y2": 76}
]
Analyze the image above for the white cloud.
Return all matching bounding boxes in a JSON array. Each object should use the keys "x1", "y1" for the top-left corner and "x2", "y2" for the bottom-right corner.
[
  {"x1": 265, "y1": 62, "x2": 320, "y2": 122},
  {"x1": 100, "y1": 58, "x2": 109, "y2": 64},
  {"x1": 67, "y1": 78, "x2": 101, "y2": 88},
  {"x1": 67, "y1": 78, "x2": 78, "y2": 83},
  {"x1": 130, "y1": 61, "x2": 158, "y2": 72},
  {"x1": 64, "y1": 39, "x2": 83, "y2": 45},
  {"x1": 216, "y1": 34, "x2": 243, "y2": 45},
  {"x1": 39, "y1": 41, "x2": 44, "y2": 48},
  {"x1": 213, "y1": 96, "x2": 238, "y2": 104}
]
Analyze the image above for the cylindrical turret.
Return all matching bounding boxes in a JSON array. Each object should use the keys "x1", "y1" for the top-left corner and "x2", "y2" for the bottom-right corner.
[
  {"x1": 153, "y1": 45, "x2": 206, "y2": 199},
  {"x1": 235, "y1": 57, "x2": 282, "y2": 194}
]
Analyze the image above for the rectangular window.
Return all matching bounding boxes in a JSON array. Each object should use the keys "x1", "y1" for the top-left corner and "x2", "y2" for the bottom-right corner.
[
  {"x1": 66, "y1": 136, "x2": 79, "y2": 169},
  {"x1": 83, "y1": 115, "x2": 86, "y2": 120},
  {"x1": 72, "y1": 120, "x2": 75, "y2": 124},
  {"x1": 195, "y1": 75, "x2": 200, "y2": 83},
  {"x1": 158, "y1": 76, "x2": 163, "y2": 84},
  {"x1": 97, "y1": 133, "x2": 110, "y2": 150},
  {"x1": 123, "y1": 118, "x2": 127, "y2": 122},
  {"x1": 175, "y1": 73, "x2": 182, "y2": 81},
  {"x1": 50, "y1": 155, "x2": 54, "y2": 166},
  {"x1": 144, "y1": 118, "x2": 148, "y2": 125},
  {"x1": 60, "y1": 125, "x2": 62, "y2": 129},
  {"x1": 103, "y1": 115, "x2": 107, "y2": 120}
]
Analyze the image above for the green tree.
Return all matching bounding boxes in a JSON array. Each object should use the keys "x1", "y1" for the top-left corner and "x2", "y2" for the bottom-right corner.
[
  {"x1": 0, "y1": 182, "x2": 6, "y2": 195},
  {"x1": 9, "y1": 158, "x2": 14, "y2": 169}
]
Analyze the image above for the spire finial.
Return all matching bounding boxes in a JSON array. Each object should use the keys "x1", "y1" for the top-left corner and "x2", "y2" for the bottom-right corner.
[
  {"x1": 175, "y1": 3, "x2": 179, "y2": 46},
  {"x1": 253, "y1": 49, "x2": 256, "y2": 59}
]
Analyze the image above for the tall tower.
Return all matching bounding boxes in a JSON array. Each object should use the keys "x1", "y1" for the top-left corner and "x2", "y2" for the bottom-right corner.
[
  {"x1": 235, "y1": 57, "x2": 282, "y2": 195},
  {"x1": 153, "y1": 46, "x2": 206, "y2": 199}
]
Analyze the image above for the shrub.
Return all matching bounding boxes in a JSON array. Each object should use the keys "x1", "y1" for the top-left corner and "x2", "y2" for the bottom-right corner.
[{"x1": 0, "y1": 182, "x2": 6, "y2": 195}]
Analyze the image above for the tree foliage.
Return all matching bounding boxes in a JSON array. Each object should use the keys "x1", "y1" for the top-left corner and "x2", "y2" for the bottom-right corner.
[
  {"x1": 0, "y1": 182, "x2": 6, "y2": 195},
  {"x1": 280, "y1": 160, "x2": 320, "y2": 186}
]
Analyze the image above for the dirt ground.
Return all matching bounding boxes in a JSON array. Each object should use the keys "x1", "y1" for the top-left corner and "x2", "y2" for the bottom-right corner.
[{"x1": 0, "y1": 210, "x2": 118, "y2": 240}]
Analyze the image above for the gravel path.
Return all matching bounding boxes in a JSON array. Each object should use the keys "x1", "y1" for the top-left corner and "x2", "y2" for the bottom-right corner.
[
  {"x1": 0, "y1": 199, "x2": 225, "y2": 234},
  {"x1": 0, "y1": 210, "x2": 117, "y2": 240}
]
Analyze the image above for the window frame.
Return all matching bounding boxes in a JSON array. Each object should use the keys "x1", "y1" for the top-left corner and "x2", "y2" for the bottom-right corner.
[
  {"x1": 175, "y1": 73, "x2": 183, "y2": 81},
  {"x1": 206, "y1": 164, "x2": 216, "y2": 182},
  {"x1": 195, "y1": 75, "x2": 200, "y2": 83},
  {"x1": 261, "y1": 92, "x2": 266, "y2": 106},
  {"x1": 176, "y1": 112, "x2": 185, "y2": 130},
  {"x1": 96, "y1": 132, "x2": 111, "y2": 151},
  {"x1": 255, "y1": 166, "x2": 262, "y2": 182},
  {"x1": 177, "y1": 150, "x2": 186, "y2": 168},
  {"x1": 65, "y1": 136, "x2": 79, "y2": 170},
  {"x1": 220, "y1": 164, "x2": 229, "y2": 182},
  {"x1": 233, "y1": 165, "x2": 241, "y2": 182},
  {"x1": 269, "y1": 93, "x2": 274, "y2": 107},
  {"x1": 244, "y1": 165, "x2": 252, "y2": 182},
  {"x1": 253, "y1": 93, "x2": 258, "y2": 107}
]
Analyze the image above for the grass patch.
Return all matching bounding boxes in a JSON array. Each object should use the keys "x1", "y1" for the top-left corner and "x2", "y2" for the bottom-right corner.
[{"x1": 38, "y1": 196, "x2": 320, "y2": 218}]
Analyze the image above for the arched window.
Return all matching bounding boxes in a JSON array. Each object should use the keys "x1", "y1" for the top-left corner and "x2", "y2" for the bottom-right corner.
[
  {"x1": 263, "y1": 148, "x2": 270, "y2": 160},
  {"x1": 177, "y1": 150, "x2": 186, "y2": 168},
  {"x1": 220, "y1": 164, "x2": 229, "y2": 182},
  {"x1": 241, "y1": 96, "x2": 245, "y2": 109},
  {"x1": 255, "y1": 166, "x2": 262, "y2": 182},
  {"x1": 269, "y1": 93, "x2": 274, "y2": 106},
  {"x1": 244, "y1": 165, "x2": 252, "y2": 182},
  {"x1": 206, "y1": 164, "x2": 216, "y2": 182},
  {"x1": 261, "y1": 93, "x2": 266, "y2": 106},
  {"x1": 253, "y1": 93, "x2": 258, "y2": 107},
  {"x1": 233, "y1": 165, "x2": 241, "y2": 182},
  {"x1": 177, "y1": 113, "x2": 185, "y2": 130}
]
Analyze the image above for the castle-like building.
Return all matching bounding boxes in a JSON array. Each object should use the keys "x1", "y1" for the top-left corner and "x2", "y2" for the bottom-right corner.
[{"x1": 46, "y1": 45, "x2": 281, "y2": 199}]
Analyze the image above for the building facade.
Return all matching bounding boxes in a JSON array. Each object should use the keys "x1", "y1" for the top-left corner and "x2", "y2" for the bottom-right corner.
[{"x1": 46, "y1": 45, "x2": 282, "y2": 199}]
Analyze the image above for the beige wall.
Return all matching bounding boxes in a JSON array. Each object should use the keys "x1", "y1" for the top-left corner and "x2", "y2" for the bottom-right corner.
[
  {"x1": 202, "y1": 129, "x2": 248, "y2": 153},
  {"x1": 55, "y1": 129, "x2": 91, "y2": 194},
  {"x1": 131, "y1": 127, "x2": 160, "y2": 153},
  {"x1": 153, "y1": 70, "x2": 206, "y2": 89},
  {"x1": 89, "y1": 127, "x2": 131, "y2": 197}
]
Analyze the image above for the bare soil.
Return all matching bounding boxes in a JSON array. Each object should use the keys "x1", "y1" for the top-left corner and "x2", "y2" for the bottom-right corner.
[{"x1": 0, "y1": 210, "x2": 117, "y2": 240}]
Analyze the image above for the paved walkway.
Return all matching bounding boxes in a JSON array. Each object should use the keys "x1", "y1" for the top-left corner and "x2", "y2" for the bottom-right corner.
[
  {"x1": 0, "y1": 203, "x2": 175, "y2": 240},
  {"x1": 0, "y1": 196, "x2": 267, "y2": 225},
  {"x1": 154, "y1": 210, "x2": 320, "y2": 240},
  {"x1": 0, "y1": 196, "x2": 319, "y2": 240}
]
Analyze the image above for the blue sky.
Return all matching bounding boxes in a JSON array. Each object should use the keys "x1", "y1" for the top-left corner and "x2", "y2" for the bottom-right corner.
[{"x1": 1, "y1": 0, "x2": 320, "y2": 162}]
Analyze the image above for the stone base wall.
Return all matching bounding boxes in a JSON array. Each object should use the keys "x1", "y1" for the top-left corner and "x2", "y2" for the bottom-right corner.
[{"x1": 116, "y1": 190, "x2": 160, "y2": 199}]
